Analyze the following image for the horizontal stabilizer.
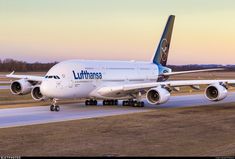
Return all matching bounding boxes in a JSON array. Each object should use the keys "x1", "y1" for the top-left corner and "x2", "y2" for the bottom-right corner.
[{"x1": 162, "y1": 68, "x2": 224, "y2": 76}]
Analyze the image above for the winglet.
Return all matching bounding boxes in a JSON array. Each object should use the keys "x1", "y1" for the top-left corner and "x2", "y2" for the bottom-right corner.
[
  {"x1": 10, "y1": 71, "x2": 15, "y2": 75},
  {"x1": 6, "y1": 71, "x2": 15, "y2": 77}
]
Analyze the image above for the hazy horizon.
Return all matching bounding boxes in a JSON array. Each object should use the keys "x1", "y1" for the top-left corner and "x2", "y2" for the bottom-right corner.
[
  {"x1": 1, "y1": 0, "x2": 235, "y2": 65},
  {"x1": 1, "y1": 58, "x2": 234, "y2": 66}
]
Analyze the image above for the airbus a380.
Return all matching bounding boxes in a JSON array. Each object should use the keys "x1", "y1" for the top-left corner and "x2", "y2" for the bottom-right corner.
[{"x1": 6, "y1": 15, "x2": 235, "y2": 112}]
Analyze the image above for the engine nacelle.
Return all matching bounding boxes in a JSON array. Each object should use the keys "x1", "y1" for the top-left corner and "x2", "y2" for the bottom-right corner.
[
  {"x1": 146, "y1": 86, "x2": 170, "y2": 105},
  {"x1": 205, "y1": 83, "x2": 228, "y2": 101},
  {"x1": 31, "y1": 86, "x2": 47, "y2": 101},
  {"x1": 10, "y1": 79, "x2": 32, "y2": 95}
]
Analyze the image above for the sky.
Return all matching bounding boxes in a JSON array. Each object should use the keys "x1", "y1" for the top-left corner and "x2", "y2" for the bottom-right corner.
[{"x1": 0, "y1": 0, "x2": 235, "y2": 65}]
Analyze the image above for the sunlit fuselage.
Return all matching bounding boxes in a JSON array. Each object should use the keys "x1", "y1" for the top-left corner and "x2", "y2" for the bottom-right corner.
[{"x1": 40, "y1": 59, "x2": 160, "y2": 99}]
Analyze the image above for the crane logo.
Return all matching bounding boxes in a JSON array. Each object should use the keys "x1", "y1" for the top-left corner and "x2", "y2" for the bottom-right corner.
[{"x1": 160, "y1": 38, "x2": 169, "y2": 62}]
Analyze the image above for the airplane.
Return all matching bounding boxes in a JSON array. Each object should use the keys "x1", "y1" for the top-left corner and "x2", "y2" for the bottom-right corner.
[{"x1": 5, "y1": 15, "x2": 235, "y2": 112}]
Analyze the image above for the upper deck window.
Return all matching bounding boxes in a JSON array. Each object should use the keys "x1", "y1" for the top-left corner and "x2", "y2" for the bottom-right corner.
[{"x1": 106, "y1": 67, "x2": 135, "y2": 70}]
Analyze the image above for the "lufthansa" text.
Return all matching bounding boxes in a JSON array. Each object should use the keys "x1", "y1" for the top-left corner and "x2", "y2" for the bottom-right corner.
[{"x1": 72, "y1": 70, "x2": 102, "y2": 80}]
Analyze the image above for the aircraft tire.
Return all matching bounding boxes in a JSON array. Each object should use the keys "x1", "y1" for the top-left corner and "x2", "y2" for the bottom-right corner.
[
  {"x1": 50, "y1": 105, "x2": 55, "y2": 111},
  {"x1": 55, "y1": 105, "x2": 60, "y2": 112}
]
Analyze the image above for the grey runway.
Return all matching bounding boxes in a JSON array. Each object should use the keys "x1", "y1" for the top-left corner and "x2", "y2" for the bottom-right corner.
[
  {"x1": 150, "y1": 92, "x2": 235, "y2": 108},
  {"x1": 0, "y1": 86, "x2": 10, "y2": 89},
  {"x1": 1, "y1": 92, "x2": 235, "y2": 129},
  {"x1": 0, "y1": 81, "x2": 10, "y2": 90},
  {"x1": 0, "y1": 105, "x2": 151, "y2": 128},
  {"x1": 0, "y1": 81, "x2": 10, "y2": 84}
]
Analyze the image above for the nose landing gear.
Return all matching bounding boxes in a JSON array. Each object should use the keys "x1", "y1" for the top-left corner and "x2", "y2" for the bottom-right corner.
[
  {"x1": 50, "y1": 105, "x2": 60, "y2": 112},
  {"x1": 50, "y1": 99, "x2": 60, "y2": 112}
]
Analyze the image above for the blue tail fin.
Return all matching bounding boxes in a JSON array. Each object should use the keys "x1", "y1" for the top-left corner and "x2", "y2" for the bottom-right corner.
[{"x1": 152, "y1": 15, "x2": 175, "y2": 66}]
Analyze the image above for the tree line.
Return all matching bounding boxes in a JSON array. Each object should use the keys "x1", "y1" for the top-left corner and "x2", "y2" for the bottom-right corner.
[
  {"x1": 0, "y1": 59, "x2": 57, "y2": 72},
  {"x1": 0, "y1": 58, "x2": 234, "y2": 72}
]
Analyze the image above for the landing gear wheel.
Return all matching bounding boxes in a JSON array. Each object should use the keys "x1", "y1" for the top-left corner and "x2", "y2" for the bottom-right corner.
[
  {"x1": 134, "y1": 101, "x2": 138, "y2": 107},
  {"x1": 122, "y1": 101, "x2": 130, "y2": 106},
  {"x1": 122, "y1": 101, "x2": 126, "y2": 106},
  {"x1": 85, "y1": 99, "x2": 98, "y2": 106},
  {"x1": 122, "y1": 100, "x2": 144, "y2": 107},
  {"x1": 103, "y1": 100, "x2": 118, "y2": 106},
  {"x1": 55, "y1": 105, "x2": 60, "y2": 112},
  {"x1": 50, "y1": 105, "x2": 55, "y2": 111},
  {"x1": 94, "y1": 100, "x2": 97, "y2": 105},
  {"x1": 141, "y1": 101, "x2": 145, "y2": 107},
  {"x1": 103, "y1": 100, "x2": 109, "y2": 106}
]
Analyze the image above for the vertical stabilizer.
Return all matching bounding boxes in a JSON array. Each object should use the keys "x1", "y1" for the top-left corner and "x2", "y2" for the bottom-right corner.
[{"x1": 152, "y1": 15, "x2": 175, "y2": 66}]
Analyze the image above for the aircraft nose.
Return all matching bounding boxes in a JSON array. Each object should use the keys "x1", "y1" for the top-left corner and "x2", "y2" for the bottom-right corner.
[{"x1": 40, "y1": 80, "x2": 54, "y2": 97}]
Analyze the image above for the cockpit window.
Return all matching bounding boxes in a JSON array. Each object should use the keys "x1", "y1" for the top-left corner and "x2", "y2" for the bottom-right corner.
[
  {"x1": 45, "y1": 75, "x2": 60, "y2": 79},
  {"x1": 55, "y1": 76, "x2": 60, "y2": 79}
]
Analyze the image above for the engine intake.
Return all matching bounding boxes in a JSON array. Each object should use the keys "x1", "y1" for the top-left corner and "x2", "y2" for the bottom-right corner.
[
  {"x1": 205, "y1": 83, "x2": 227, "y2": 101},
  {"x1": 146, "y1": 86, "x2": 170, "y2": 105},
  {"x1": 31, "y1": 86, "x2": 47, "y2": 101},
  {"x1": 10, "y1": 79, "x2": 32, "y2": 95}
]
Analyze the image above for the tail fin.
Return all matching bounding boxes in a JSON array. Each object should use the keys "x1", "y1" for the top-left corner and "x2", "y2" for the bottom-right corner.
[{"x1": 152, "y1": 15, "x2": 175, "y2": 66}]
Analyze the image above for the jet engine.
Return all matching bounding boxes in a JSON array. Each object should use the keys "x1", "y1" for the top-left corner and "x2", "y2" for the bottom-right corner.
[
  {"x1": 205, "y1": 83, "x2": 228, "y2": 101},
  {"x1": 10, "y1": 79, "x2": 32, "y2": 95},
  {"x1": 31, "y1": 86, "x2": 47, "y2": 101},
  {"x1": 146, "y1": 86, "x2": 170, "y2": 104}
]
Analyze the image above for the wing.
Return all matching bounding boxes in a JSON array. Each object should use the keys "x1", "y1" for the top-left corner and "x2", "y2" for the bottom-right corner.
[
  {"x1": 92, "y1": 79, "x2": 235, "y2": 97},
  {"x1": 5, "y1": 71, "x2": 44, "y2": 82}
]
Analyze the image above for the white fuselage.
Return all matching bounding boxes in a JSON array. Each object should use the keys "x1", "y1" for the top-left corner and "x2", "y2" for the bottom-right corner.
[{"x1": 40, "y1": 60, "x2": 159, "y2": 99}]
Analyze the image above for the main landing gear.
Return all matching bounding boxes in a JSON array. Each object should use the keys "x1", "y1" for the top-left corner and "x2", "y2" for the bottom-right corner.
[
  {"x1": 50, "y1": 99, "x2": 60, "y2": 112},
  {"x1": 103, "y1": 100, "x2": 118, "y2": 106},
  {"x1": 85, "y1": 99, "x2": 118, "y2": 106},
  {"x1": 122, "y1": 100, "x2": 144, "y2": 107},
  {"x1": 84, "y1": 99, "x2": 144, "y2": 107},
  {"x1": 85, "y1": 99, "x2": 98, "y2": 106}
]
